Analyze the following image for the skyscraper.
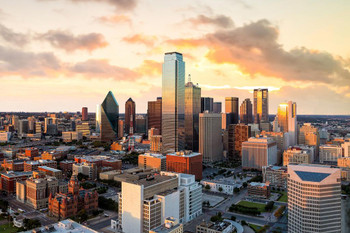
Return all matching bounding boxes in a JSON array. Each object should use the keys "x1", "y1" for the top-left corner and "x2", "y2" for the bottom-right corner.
[
  {"x1": 162, "y1": 52, "x2": 185, "y2": 153},
  {"x1": 201, "y1": 97, "x2": 213, "y2": 113},
  {"x1": 253, "y1": 88, "x2": 268, "y2": 124},
  {"x1": 125, "y1": 98, "x2": 136, "y2": 135},
  {"x1": 185, "y1": 76, "x2": 201, "y2": 151},
  {"x1": 288, "y1": 164, "x2": 341, "y2": 233},
  {"x1": 240, "y1": 98, "x2": 253, "y2": 124},
  {"x1": 225, "y1": 97, "x2": 239, "y2": 124},
  {"x1": 213, "y1": 102, "x2": 222, "y2": 113},
  {"x1": 147, "y1": 97, "x2": 162, "y2": 134},
  {"x1": 96, "y1": 91, "x2": 119, "y2": 142},
  {"x1": 82, "y1": 107, "x2": 88, "y2": 121},
  {"x1": 276, "y1": 101, "x2": 297, "y2": 146},
  {"x1": 199, "y1": 113, "x2": 223, "y2": 162}
]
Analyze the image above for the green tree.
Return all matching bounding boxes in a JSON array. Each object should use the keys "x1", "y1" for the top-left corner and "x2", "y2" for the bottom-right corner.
[
  {"x1": 234, "y1": 187, "x2": 240, "y2": 193},
  {"x1": 218, "y1": 187, "x2": 223, "y2": 192},
  {"x1": 205, "y1": 184, "x2": 211, "y2": 190},
  {"x1": 243, "y1": 182, "x2": 248, "y2": 188}
]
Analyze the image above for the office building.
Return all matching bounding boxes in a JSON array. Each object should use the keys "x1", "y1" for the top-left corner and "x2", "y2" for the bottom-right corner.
[
  {"x1": 225, "y1": 97, "x2": 239, "y2": 124},
  {"x1": 150, "y1": 217, "x2": 183, "y2": 233},
  {"x1": 24, "y1": 160, "x2": 57, "y2": 172},
  {"x1": 125, "y1": 98, "x2": 136, "y2": 135},
  {"x1": 118, "y1": 119, "x2": 124, "y2": 138},
  {"x1": 242, "y1": 136, "x2": 277, "y2": 170},
  {"x1": 21, "y1": 219, "x2": 99, "y2": 233},
  {"x1": 62, "y1": 131, "x2": 82, "y2": 142},
  {"x1": 247, "y1": 182, "x2": 271, "y2": 199},
  {"x1": 201, "y1": 97, "x2": 213, "y2": 113},
  {"x1": 44, "y1": 117, "x2": 53, "y2": 133},
  {"x1": 72, "y1": 162, "x2": 98, "y2": 180},
  {"x1": 184, "y1": 79, "x2": 201, "y2": 151},
  {"x1": 166, "y1": 151, "x2": 202, "y2": 180},
  {"x1": 234, "y1": 124, "x2": 251, "y2": 157},
  {"x1": 262, "y1": 165, "x2": 288, "y2": 189},
  {"x1": 199, "y1": 113, "x2": 223, "y2": 162},
  {"x1": 35, "y1": 121, "x2": 42, "y2": 135},
  {"x1": 0, "y1": 171, "x2": 33, "y2": 193},
  {"x1": 213, "y1": 102, "x2": 222, "y2": 113},
  {"x1": 288, "y1": 164, "x2": 341, "y2": 233},
  {"x1": 19, "y1": 119, "x2": 29, "y2": 135},
  {"x1": 148, "y1": 97, "x2": 162, "y2": 134},
  {"x1": 221, "y1": 113, "x2": 233, "y2": 130},
  {"x1": 261, "y1": 131, "x2": 290, "y2": 155},
  {"x1": 283, "y1": 146, "x2": 314, "y2": 166},
  {"x1": 76, "y1": 122, "x2": 90, "y2": 137},
  {"x1": 138, "y1": 153, "x2": 166, "y2": 171},
  {"x1": 338, "y1": 157, "x2": 350, "y2": 168},
  {"x1": 136, "y1": 115, "x2": 147, "y2": 134},
  {"x1": 96, "y1": 91, "x2": 119, "y2": 142},
  {"x1": 253, "y1": 88, "x2": 268, "y2": 124},
  {"x1": 224, "y1": 124, "x2": 235, "y2": 158},
  {"x1": 319, "y1": 144, "x2": 343, "y2": 163},
  {"x1": 342, "y1": 140, "x2": 350, "y2": 157},
  {"x1": 162, "y1": 52, "x2": 185, "y2": 153},
  {"x1": 12, "y1": 115, "x2": 19, "y2": 131},
  {"x1": 119, "y1": 172, "x2": 202, "y2": 233},
  {"x1": 299, "y1": 123, "x2": 320, "y2": 146},
  {"x1": 276, "y1": 101, "x2": 297, "y2": 146},
  {"x1": 38, "y1": 166, "x2": 63, "y2": 179},
  {"x1": 240, "y1": 98, "x2": 253, "y2": 124},
  {"x1": 151, "y1": 135, "x2": 162, "y2": 152},
  {"x1": 196, "y1": 220, "x2": 234, "y2": 233},
  {"x1": 82, "y1": 107, "x2": 88, "y2": 121}
]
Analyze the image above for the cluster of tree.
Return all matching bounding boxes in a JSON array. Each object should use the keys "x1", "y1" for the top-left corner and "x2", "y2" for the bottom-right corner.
[
  {"x1": 71, "y1": 209, "x2": 88, "y2": 223},
  {"x1": 264, "y1": 201, "x2": 275, "y2": 212},
  {"x1": 229, "y1": 204, "x2": 261, "y2": 216},
  {"x1": 243, "y1": 182, "x2": 248, "y2": 188},
  {"x1": 255, "y1": 225, "x2": 270, "y2": 233},
  {"x1": 274, "y1": 205, "x2": 286, "y2": 218},
  {"x1": 98, "y1": 196, "x2": 118, "y2": 212},
  {"x1": 234, "y1": 187, "x2": 240, "y2": 193},
  {"x1": 202, "y1": 201, "x2": 210, "y2": 207},
  {"x1": 204, "y1": 184, "x2": 211, "y2": 190},
  {"x1": 210, "y1": 212, "x2": 223, "y2": 222},
  {"x1": 342, "y1": 184, "x2": 350, "y2": 195},
  {"x1": 94, "y1": 186, "x2": 108, "y2": 194},
  {"x1": 99, "y1": 179, "x2": 121, "y2": 188},
  {"x1": 0, "y1": 200, "x2": 8, "y2": 212},
  {"x1": 77, "y1": 173, "x2": 89, "y2": 181},
  {"x1": 80, "y1": 182, "x2": 96, "y2": 189},
  {"x1": 122, "y1": 152, "x2": 139, "y2": 165},
  {"x1": 22, "y1": 218, "x2": 41, "y2": 230},
  {"x1": 92, "y1": 141, "x2": 110, "y2": 151},
  {"x1": 248, "y1": 175, "x2": 263, "y2": 183}
]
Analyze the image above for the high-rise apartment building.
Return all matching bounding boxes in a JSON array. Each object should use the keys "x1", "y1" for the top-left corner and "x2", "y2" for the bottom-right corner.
[
  {"x1": 225, "y1": 97, "x2": 239, "y2": 124},
  {"x1": 147, "y1": 97, "x2": 162, "y2": 134},
  {"x1": 82, "y1": 107, "x2": 88, "y2": 121},
  {"x1": 96, "y1": 91, "x2": 119, "y2": 142},
  {"x1": 342, "y1": 140, "x2": 350, "y2": 157},
  {"x1": 125, "y1": 98, "x2": 136, "y2": 135},
  {"x1": 288, "y1": 164, "x2": 341, "y2": 233},
  {"x1": 201, "y1": 97, "x2": 213, "y2": 113},
  {"x1": 199, "y1": 113, "x2": 223, "y2": 162},
  {"x1": 162, "y1": 52, "x2": 185, "y2": 153},
  {"x1": 213, "y1": 102, "x2": 222, "y2": 113},
  {"x1": 276, "y1": 101, "x2": 297, "y2": 146},
  {"x1": 166, "y1": 151, "x2": 202, "y2": 180},
  {"x1": 242, "y1": 136, "x2": 277, "y2": 170},
  {"x1": 253, "y1": 89, "x2": 268, "y2": 124},
  {"x1": 119, "y1": 172, "x2": 202, "y2": 233},
  {"x1": 184, "y1": 80, "x2": 201, "y2": 151},
  {"x1": 240, "y1": 98, "x2": 253, "y2": 124}
]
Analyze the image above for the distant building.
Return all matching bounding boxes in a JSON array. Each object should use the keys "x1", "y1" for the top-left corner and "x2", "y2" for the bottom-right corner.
[
  {"x1": 234, "y1": 124, "x2": 251, "y2": 157},
  {"x1": 38, "y1": 166, "x2": 63, "y2": 179},
  {"x1": 288, "y1": 164, "x2": 341, "y2": 233},
  {"x1": 150, "y1": 135, "x2": 162, "y2": 153},
  {"x1": 118, "y1": 119, "x2": 124, "y2": 138},
  {"x1": 225, "y1": 97, "x2": 239, "y2": 124},
  {"x1": 319, "y1": 144, "x2": 343, "y2": 163},
  {"x1": 72, "y1": 162, "x2": 97, "y2": 180},
  {"x1": 242, "y1": 137, "x2": 277, "y2": 170},
  {"x1": 76, "y1": 122, "x2": 90, "y2": 137},
  {"x1": 24, "y1": 160, "x2": 57, "y2": 172},
  {"x1": 200, "y1": 180, "x2": 241, "y2": 195},
  {"x1": 82, "y1": 107, "x2": 88, "y2": 121},
  {"x1": 213, "y1": 102, "x2": 222, "y2": 113},
  {"x1": 150, "y1": 217, "x2": 183, "y2": 233},
  {"x1": 342, "y1": 140, "x2": 350, "y2": 157},
  {"x1": 261, "y1": 131, "x2": 290, "y2": 163},
  {"x1": 201, "y1": 97, "x2": 213, "y2": 113},
  {"x1": 262, "y1": 165, "x2": 288, "y2": 189},
  {"x1": 199, "y1": 113, "x2": 223, "y2": 162},
  {"x1": 337, "y1": 157, "x2": 350, "y2": 168},
  {"x1": 283, "y1": 146, "x2": 314, "y2": 166},
  {"x1": 125, "y1": 98, "x2": 136, "y2": 135},
  {"x1": 166, "y1": 151, "x2": 202, "y2": 180},
  {"x1": 247, "y1": 182, "x2": 271, "y2": 199},
  {"x1": 240, "y1": 98, "x2": 253, "y2": 124},
  {"x1": 62, "y1": 131, "x2": 82, "y2": 142},
  {"x1": 253, "y1": 89, "x2": 268, "y2": 124},
  {"x1": 138, "y1": 153, "x2": 166, "y2": 172},
  {"x1": 0, "y1": 171, "x2": 33, "y2": 193},
  {"x1": 276, "y1": 101, "x2": 297, "y2": 146},
  {"x1": 196, "y1": 220, "x2": 234, "y2": 233},
  {"x1": 148, "y1": 97, "x2": 162, "y2": 134},
  {"x1": 135, "y1": 115, "x2": 147, "y2": 134}
]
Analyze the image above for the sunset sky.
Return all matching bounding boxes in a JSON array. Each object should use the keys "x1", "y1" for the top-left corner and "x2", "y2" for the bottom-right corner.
[{"x1": 1, "y1": 0, "x2": 350, "y2": 114}]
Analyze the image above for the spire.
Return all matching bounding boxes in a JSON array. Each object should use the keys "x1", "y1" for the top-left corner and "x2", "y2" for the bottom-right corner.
[{"x1": 188, "y1": 74, "x2": 191, "y2": 83}]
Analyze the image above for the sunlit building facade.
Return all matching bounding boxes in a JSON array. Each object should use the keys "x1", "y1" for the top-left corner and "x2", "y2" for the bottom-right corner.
[
  {"x1": 253, "y1": 88, "x2": 268, "y2": 124},
  {"x1": 276, "y1": 101, "x2": 297, "y2": 146},
  {"x1": 162, "y1": 52, "x2": 185, "y2": 153},
  {"x1": 185, "y1": 80, "x2": 201, "y2": 151},
  {"x1": 225, "y1": 97, "x2": 239, "y2": 124},
  {"x1": 147, "y1": 97, "x2": 162, "y2": 134},
  {"x1": 125, "y1": 98, "x2": 136, "y2": 135}
]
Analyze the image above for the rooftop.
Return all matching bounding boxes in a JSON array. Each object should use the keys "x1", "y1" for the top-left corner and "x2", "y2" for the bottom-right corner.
[
  {"x1": 23, "y1": 219, "x2": 98, "y2": 233},
  {"x1": 250, "y1": 182, "x2": 269, "y2": 187},
  {"x1": 294, "y1": 171, "x2": 331, "y2": 182},
  {"x1": 38, "y1": 166, "x2": 61, "y2": 172},
  {"x1": 1, "y1": 171, "x2": 33, "y2": 178},
  {"x1": 128, "y1": 174, "x2": 177, "y2": 188},
  {"x1": 167, "y1": 151, "x2": 201, "y2": 158}
]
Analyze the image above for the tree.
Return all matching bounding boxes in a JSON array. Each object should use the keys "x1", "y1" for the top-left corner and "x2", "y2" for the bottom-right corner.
[
  {"x1": 243, "y1": 182, "x2": 248, "y2": 188},
  {"x1": 234, "y1": 187, "x2": 240, "y2": 193},
  {"x1": 23, "y1": 218, "x2": 41, "y2": 230},
  {"x1": 205, "y1": 184, "x2": 211, "y2": 190},
  {"x1": 230, "y1": 216, "x2": 236, "y2": 221},
  {"x1": 218, "y1": 187, "x2": 223, "y2": 192},
  {"x1": 265, "y1": 201, "x2": 275, "y2": 211},
  {"x1": 241, "y1": 220, "x2": 247, "y2": 226},
  {"x1": 98, "y1": 196, "x2": 118, "y2": 211}
]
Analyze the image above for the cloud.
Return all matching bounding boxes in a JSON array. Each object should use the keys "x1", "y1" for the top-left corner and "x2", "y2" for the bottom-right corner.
[
  {"x1": 70, "y1": 59, "x2": 140, "y2": 80},
  {"x1": 38, "y1": 30, "x2": 108, "y2": 52},
  {"x1": 39, "y1": 0, "x2": 137, "y2": 11},
  {"x1": 136, "y1": 60, "x2": 162, "y2": 76},
  {"x1": 0, "y1": 45, "x2": 62, "y2": 77},
  {"x1": 122, "y1": 34, "x2": 158, "y2": 47},
  {"x1": 0, "y1": 24, "x2": 29, "y2": 47},
  {"x1": 187, "y1": 14, "x2": 234, "y2": 28},
  {"x1": 97, "y1": 14, "x2": 131, "y2": 25}
]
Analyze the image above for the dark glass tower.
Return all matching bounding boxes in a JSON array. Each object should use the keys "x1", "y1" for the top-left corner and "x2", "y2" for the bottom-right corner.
[
  {"x1": 147, "y1": 97, "x2": 162, "y2": 134},
  {"x1": 125, "y1": 98, "x2": 136, "y2": 135},
  {"x1": 240, "y1": 98, "x2": 253, "y2": 124},
  {"x1": 201, "y1": 97, "x2": 213, "y2": 113},
  {"x1": 225, "y1": 97, "x2": 239, "y2": 124},
  {"x1": 97, "y1": 91, "x2": 119, "y2": 142},
  {"x1": 162, "y1": 52, "x2": 185, "y2": 153}
]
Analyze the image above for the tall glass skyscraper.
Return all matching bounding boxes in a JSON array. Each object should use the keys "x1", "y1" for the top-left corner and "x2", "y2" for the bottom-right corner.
[
  {"x1": 240, "y1": 98, "x2": 253, "y2": 124},
  {"x1": 125, "y1": 98, "x2": 135, "y2": 135},
  {"x1": 225, "y1": 97, "x2": 239, "y2": 124},
  {"x1": 254, "y1": 88, "x2": 269, "y2": 124},
  {"x1": 277, "y1": 101, "x2": 297, "y2": 145},
  {"x1": 185, "y1": 77, "x2": 201, "y2": 152},
  {"x1": 162, "y1": 52, "x2": 185, "y2": 153},
  {"x1": 96, "y1": 91, "x2": 119, "y2": 142}
]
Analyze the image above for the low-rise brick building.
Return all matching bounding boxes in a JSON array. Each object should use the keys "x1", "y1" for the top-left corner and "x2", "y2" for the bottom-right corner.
[{"x1": 247, "y1": 182, "x2": 271, "y2": 199}]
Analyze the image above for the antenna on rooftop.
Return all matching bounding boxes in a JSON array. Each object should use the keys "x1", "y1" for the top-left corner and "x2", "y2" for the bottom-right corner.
[{"x1": 188, "y1": 74, "x2": 191, "y2": 83}]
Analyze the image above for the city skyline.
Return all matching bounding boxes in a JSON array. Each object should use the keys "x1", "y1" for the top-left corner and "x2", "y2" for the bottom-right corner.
[{"x1": 1, "y1": 1, "x2": 350, "y2": 114}]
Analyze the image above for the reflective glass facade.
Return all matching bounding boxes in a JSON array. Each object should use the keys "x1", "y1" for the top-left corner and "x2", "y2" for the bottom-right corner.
[
  {"x1": 253, "y1": 88, "x2": 269, "y2": 124},
  {"x1": 240, "y1": 98, "x2": 253, "y2": 124},
  {"x1": 100, "y1": 91, "x2": 119, "y2": 142},
  {"x1": 185, "y1": 82, "x2": 201, "y2": 151},
  {"x1": 225, "y1": 97, "x2": 239, "y2": 124},
  {"x1": 162, "y1": 52, "x2": 185, "y2": 153}
]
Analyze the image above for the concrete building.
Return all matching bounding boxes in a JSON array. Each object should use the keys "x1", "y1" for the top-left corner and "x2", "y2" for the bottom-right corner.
[
  {"x1": 82, "y1": 107, "x2": 88, "y2": 121},
  {"x1": 342, "y1": 140, "x2": 350, "y2": 157},
  {"x1": 38, "y1": 166, "x2": 63, "y2": 179},
  {"x1": 262, "y1": 166, "x2": 288, "y2": 189},
  {"x1": 119, "y1": 172, "x2": 202, "y2": 233},
  {"x1": 242, "y1": 137, "x2": 277, "y2": 170},
  {"x1": 283, "y1": 146, "x2": 314, "y2": 166},
  {"x1": 138, "y1": 153, "x2": 166, "y2": 172},
  {"x1": 166, "y1": 151, "x2": 202, "y2": 180},
  {"x1": 213, "y1": 102, "x2": 222, "y2": 114},
  {"x1": 299, "y1": 123, "x2": 320, "y2": 148},
  {"x1": 72, "y1": 162, "x2": 97, "y2": 180},
  {"x1": 225, "y1": 97, "x2": 239, "y2": 125},
  {"x1": 199, "y1": 113, "x2": 223, "y2": 162},
  {"x1": 24, "y1": 160, "x2": 57, "y2": 172},
  {"x1": 196, "y1": 220, "x2": 234, "y2": 233},
  {"x1": 22, "y1": 219, "x2": 99, "y2": 233},
  {"x1": 0, "y1": 132, "x2": 11, "y2": 142},
  {"x1": 319, "y1": 144, "x2": 343, "y2": 163},
  {"x1": 200, "y1": 180, "x2": 241, "y2": 195},
  {"x1": 150, "y1": 217, "x2": 183, "y2": 233},
  {"x1": 338, "y1": 157, "x2": 350, "y2": 168},
  {"x1": 276, "y1": 101, "x2": 297, "y2": 146},
  {"x1": 62, "y1": 131, "x2": 82, "y2": 142},
  {"x1": 125, "y1": 98, "x2": 136, "y2": 135},
  {"x1": 247, "y1": 182, "x2": 271, "y2": 199},
  {"x1": 288, "y1": 164, "x2": 341, "y2": 233},
  {"x1": 201, "y1": 97, "x2": 213, "y2": 113},
  {"x1": 76, "y1": 122, "x2": 90, "y2": 137}
]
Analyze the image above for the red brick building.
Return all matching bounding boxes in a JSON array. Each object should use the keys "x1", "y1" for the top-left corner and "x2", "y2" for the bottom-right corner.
[
  {"x1": 166, "y1": 151, "x2": 202, "y2": 180},
  {"x1": 1, "y1": 160, "x2": 24, "y2": 171},
  {"x1": 48, "y1": 175, "x2": 98, "y2": 219},
  {"x1": 25, "y1": 148, "x2": 39, "y2": 159},
  {"x1": 59, "y1": 160, "x2": 74, "y2": 174},
  {"x1": 24, "y1": 160, "x2": 57, "y2": 172},
  {"x1": 74, "y1": 156, "x2": 121, "y2": 170},
  {"x1": 247, "y1": 182, "x2": 271, "y2": 199},
  {"x1": 0, "y1": 171, "x2": 32, "y2": 193}
]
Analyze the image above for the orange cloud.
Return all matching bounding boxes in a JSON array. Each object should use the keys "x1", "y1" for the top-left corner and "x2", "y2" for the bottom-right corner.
[
  {"x1": 98, "y1": 14, "x2": 132, "y2": 25},
  {"x1": 136, "y1": 60, "x2": 162, "y2": 76},
  {"x1": 122, "y1": 34, "x2": 158, "y2": 47}
]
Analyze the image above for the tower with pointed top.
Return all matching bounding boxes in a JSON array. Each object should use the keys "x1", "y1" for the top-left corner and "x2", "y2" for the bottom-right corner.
[
  {"x1": 125, "y1": 98, "x2": 136, "y2": 135},
  {"x1": 68, "y1": 175, "x2": 79, "y2": 196}
]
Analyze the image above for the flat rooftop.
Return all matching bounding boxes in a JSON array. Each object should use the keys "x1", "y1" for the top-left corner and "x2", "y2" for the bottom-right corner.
[
  {"x1": 38, "y1": 166, "x2": 61, "y2": 172},
  {"x1": 167, "y1": 151, "x2": 201, "y2": 158},
  {"x1": 128, "y1": 174, "x2": 177, "y2": 188},
  {"x1": 23, "y1": 219, "x2": 98, "y2": 233},
  {"x1": 1, "y1": 171, "x2": 33, "y2": 178}
]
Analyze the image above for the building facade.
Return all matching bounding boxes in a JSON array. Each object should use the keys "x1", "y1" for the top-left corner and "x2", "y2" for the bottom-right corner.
[
  {"x1": 253, "y1": 89, "x2": 268, "y2": 124},
  {"x1": 166, "y1": 151, "x2": 202, "y2": 180},
  {"x1": 125, "y1": 98, "x2": 136, "y2": 135},
  {"x1": 138, "y1": 153, "x2": 166, "y2": 171},
  {"x1": 147, "y1": 97, "x2": 162, "y2": 134},
  {"x1": 319, "y1": 144, "x2": 343, "y2": 163},
  {"x1": 240, "y1": 98, "x2": 253, "y2": 124},
  {"x1": 225, "y1": 97, "x2": 239, "y2": 125}
]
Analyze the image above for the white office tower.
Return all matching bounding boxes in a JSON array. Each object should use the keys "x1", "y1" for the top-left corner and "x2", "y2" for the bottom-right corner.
[
  {"x1": 119, "y1": 172, "x2": 202, "y2": 233},
  {"x1": 288, "y1": 164, "x2": 341, "y2": 233}
]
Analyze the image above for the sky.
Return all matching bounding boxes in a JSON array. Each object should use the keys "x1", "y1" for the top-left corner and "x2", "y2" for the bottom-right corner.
[{"x1": 0, "y1": 0, "x2": 350, "y2": 114}]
